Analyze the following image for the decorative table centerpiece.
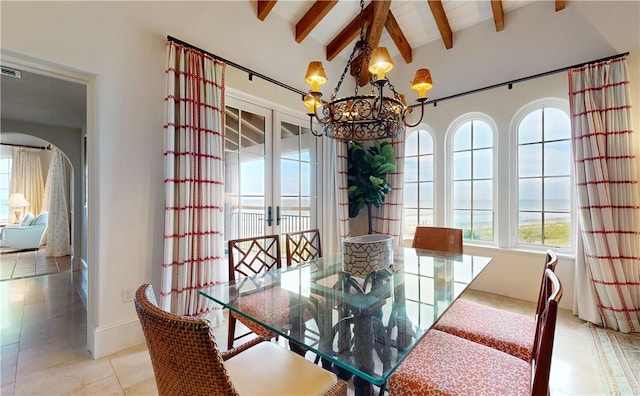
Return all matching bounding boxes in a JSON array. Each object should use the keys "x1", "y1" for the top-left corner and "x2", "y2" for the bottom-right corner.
[{"x1": 342, "y1": 234, "x2": 394, "y2": 275}]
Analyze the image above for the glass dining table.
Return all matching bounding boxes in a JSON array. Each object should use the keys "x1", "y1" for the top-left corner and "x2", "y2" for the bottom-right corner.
[{"x1": 199, "y1": 246, "x2": 491, "y2": 396}]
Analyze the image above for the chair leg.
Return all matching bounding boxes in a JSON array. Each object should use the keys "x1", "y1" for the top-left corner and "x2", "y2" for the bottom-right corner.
[{"x1": 227, "y1": 315, "x2": 236, "y2": 349}]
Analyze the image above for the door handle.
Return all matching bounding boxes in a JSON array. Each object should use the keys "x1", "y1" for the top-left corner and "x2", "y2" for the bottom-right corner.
[
  {"x1": 266, "y1": 206, "x2": 273, "y2": 226},
  {"x1": 276, "y1": 206, "x2": 281, "y2": 226}
]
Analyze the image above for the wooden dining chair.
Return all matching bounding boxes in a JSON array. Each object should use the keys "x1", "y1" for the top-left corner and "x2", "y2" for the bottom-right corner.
[
  {"x1": 227, "y1": 234, "x2": 284, "y2": 348},
  {"x1": 388, "y1": 268, "x2": 563, "y2": 396},
  {"x1": 134, "y1": 284, "x2": 347, "y2": 396},
  {"x1": 285, "y1": 229, "x2": 322, "y2": 267},
  {"x1": 411, "y1": 226, "x2": 463, "y2": 253},
  {"x1": 432, "y1": 249, "x2": 559, "y2": 361}
]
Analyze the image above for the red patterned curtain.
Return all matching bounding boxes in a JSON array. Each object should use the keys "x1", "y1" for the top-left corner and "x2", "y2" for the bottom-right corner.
[
  {"x1": 161, "y1": 41, "x2": 226, "y2": 321},
  {"x1": 372, "y1": 135, "x2": 406, "y2": 248},
  {"x1": 569, "y1": 56, "x2": 640, "y2": 332}
]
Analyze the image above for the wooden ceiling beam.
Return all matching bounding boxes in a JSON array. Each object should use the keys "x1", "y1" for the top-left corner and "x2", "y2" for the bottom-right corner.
[
  {"x1": 427, "y1": 0, "x2": 453, "y2": 49},
  {"x1": 385, "y1": 10, "x2": 412, "y2": 63},
  {"x1": 555, "y1": 0, "x2": 566, "y2": 12},
  {"x1": 359, "y1": 0, "x2": 391, "y2": 86},
  {"x1": 491, "y1": 1, "x2": 504, "y2": 32},
  {"x1": 257, "y1": 0, "x2": 277, "y2": 21},
  {"x1": 326, "y1": 2, "x2": 373, "y2": 61},
  {"x1": 295, "y1": 1, "x2": 338, "y2": 43}
]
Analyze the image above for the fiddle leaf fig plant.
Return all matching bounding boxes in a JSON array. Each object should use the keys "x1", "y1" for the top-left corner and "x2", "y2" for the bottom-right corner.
[{"x1": 347, "y1": 140, "x2": 396, "y2": 234}]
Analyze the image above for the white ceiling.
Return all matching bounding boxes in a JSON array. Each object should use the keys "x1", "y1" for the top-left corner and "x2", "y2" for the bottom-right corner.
[
  {"x1": 0, "y1": 0, "x2": 537, "y2": 147},
  {"x1": 268, "y1": 0, "x2": 535, "y2": 59}
]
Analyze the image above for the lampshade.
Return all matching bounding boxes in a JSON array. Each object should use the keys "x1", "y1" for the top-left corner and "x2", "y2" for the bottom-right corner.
[
  {"x1": 7, "y1": 193, "x2": 30, "y2": 208},
  {"x1": 411, "y1": 68, "x2": 434, "y2": 98},
  {"x1": 368, "y1": 47, "x2": 394, "y2": 80},
  {"x1": 305, "y1": 61, "x2": 327, "y2": 92}
]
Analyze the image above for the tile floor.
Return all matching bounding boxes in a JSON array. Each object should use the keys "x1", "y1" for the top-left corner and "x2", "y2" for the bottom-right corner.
[
  {"x1": 1, "y1": 271, "x2": 612, "y2": 395},
  {"x1": 0, "y1": 249, "x2": 71, "y2": 281}
]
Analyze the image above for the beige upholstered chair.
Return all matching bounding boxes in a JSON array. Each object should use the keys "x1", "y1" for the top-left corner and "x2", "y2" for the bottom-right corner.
[
  {"x1": 388, "y1": 268, "x2": 563, "y2": 396},
  {"x1": 285, "y1": 229, "x2": 322, "y2": 267},
  {"x1": 411, "y1": 226, "x2": 463, "y2": 253},
  {"x1": 433, "y1": 249, "x2": 559, "y2": 361},
  {"x1": 134, "y1": 284, "x2": 347, "y2": 396}
]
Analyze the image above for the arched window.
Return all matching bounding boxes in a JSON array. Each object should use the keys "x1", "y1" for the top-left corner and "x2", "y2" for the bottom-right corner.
[
  {"x1": 403, "y1": 129, "x2": 434, "y2": 240},
  {"x1": 515, "y1": 103, "x2": 571, "y2": 248},
  {"x1": 451, "y1": 118, "x2": 494, "y2": 242}
]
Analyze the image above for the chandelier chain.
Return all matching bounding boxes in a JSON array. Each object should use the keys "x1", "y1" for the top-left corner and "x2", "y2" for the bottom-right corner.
[{"x1": 331, "y1": 0, "x2": 368, "y2": 101}]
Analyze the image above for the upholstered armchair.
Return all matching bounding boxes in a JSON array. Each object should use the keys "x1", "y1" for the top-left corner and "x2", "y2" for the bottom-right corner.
[{"x1": 0, "y1": 212, "x2": 49, "y2": 250}]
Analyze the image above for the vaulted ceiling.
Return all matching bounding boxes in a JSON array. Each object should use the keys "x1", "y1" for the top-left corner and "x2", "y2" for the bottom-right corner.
[{"x1": 257, "y1": 0, "x2": 566, "y2": 65}]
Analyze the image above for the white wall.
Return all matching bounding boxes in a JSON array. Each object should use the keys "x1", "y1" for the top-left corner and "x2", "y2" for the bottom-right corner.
[{"x1": 1, "y1": 1, "x2": 638, "y2": 358}]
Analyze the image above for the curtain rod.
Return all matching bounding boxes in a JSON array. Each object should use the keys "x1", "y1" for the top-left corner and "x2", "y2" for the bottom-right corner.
[
  {"x1": 423, "y1": 51, "x2": 630, "y2": 107},
  {"x1": 167, "y1": 35, "x2": 307, "y2": 97},
  {"x1": 167, "y1": 36, "x2": 628, "y2": 109},
  {"x1": 1, "y1": 142, "x2": 51, "y2": 150}
]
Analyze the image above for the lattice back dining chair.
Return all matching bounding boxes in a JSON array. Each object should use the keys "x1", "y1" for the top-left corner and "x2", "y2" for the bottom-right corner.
[
  {"x1": 227, "y1": 234, "x2": 283, "y2": 348},
  {"x1": 284, "y1": 229, "x2": 327, "y2": 362},
  {"x1": 387, "y1": 268, "x2": 563, "y2": 396},
  {"x1": 433, "y1": 249, "x2": 559, "y2": 362},
  {"x1": 411, "y1": 226, "x2": 463, "y2": 254},
  {"x1": 285, "y1": 229, "x2": 322, "y2": 267},
  {"x1": 134, "y1": 284, "x2": 347, "y2": 396}
]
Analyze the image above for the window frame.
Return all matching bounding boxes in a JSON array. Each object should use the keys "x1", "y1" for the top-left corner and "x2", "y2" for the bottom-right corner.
[
  {"x1": 511, "y1": 98, "x2": 574, "y2": 253},
  {"x1": 446, "y1": 113, "x2": 498, "y2": 246},
  {"x1": 403, "y1": 126, "x2": 437, "y2": 241}
]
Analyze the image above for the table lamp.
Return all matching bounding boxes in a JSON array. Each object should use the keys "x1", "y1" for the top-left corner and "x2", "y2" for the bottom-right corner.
[{"x1": 7, "y1": 193, "x2": 30, "y2": 224}]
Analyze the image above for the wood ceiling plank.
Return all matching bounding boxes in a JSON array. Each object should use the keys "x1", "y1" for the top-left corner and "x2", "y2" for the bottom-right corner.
[
  {"x1": 257, "y1": 0, "x2": 277, "y2": 21},
  {"x1": 427, "y1": 0, "x2": 453, "y2": 49},
  {"x1": 555, "y1": 0, "x2": 566, "y2": 12},
  {"x1": 295, "y1": 1, "x2": 338, "y2": 43},
  {"x1": 491, "y1": 1, "x2": 504, "y2": 32},
  {"x1": 359, "y1": 0, "x2": 391, "y2": 86},
  {"x1": 385, "y1": 11, "x2": 412, "y2": 63},
  {"x1": 326, "y1": 2, "x2": 373, "y2": 61}
]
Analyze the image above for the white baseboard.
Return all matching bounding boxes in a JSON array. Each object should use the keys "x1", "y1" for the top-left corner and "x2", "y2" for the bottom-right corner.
[{"x1": 91, "y1": 316, "x2": 145, "y2": 359}]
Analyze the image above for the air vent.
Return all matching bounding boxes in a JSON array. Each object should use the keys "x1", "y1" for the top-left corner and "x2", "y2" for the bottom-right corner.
[{"x1": 1, "y1": 66, "x2": 22, "y2": 79}]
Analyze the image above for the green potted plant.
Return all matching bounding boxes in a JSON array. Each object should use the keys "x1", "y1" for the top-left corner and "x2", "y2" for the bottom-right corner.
[{"x1": 347, "y1": 140, "x2": 396, "y2": 234}]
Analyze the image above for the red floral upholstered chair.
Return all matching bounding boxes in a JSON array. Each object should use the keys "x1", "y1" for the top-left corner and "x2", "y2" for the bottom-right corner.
[
  {"x1": 433, "y1": 249, "x2": 558, "y2": 361},
  {"x1": 227, "y1": 234, "x2": 285, "y2": 348},
  {"x1": 388, "y1": 268, "x2": 562, "y2": 396},
  {"x1": 134, "y1": 284, "x2": 347, "y2": 396}
]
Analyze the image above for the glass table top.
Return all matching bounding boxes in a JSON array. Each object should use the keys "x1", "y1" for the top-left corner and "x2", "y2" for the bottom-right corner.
[{"x1": 199, "y1": 247, "x2": 491, "y2": 386}]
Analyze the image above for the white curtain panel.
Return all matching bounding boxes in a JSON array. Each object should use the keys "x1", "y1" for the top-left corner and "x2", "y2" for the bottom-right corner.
[
  {"x1": 569, "y1": 57, "x2": 640, "y2": 332},
  {"x1": 372, "y1": 135, "x2": 406, "y2": 248},
  {"x1": 42, "y1": 149, "x2": 71, "y2": 257},
  {"x1": 161, "y1": 41, "x2": 226, "y2": 323},
  {"x1": 10, "y1": 147, "x2": 45, "y2": 217},
  {"x1": 319, "y1": 138, "x2": 341, "y2": 255},
  {"x1": 336, "y1": 140, "x2": 351, "y2": 245}
]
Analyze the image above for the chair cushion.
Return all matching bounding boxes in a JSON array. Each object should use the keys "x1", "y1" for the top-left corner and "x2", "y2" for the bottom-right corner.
[
  {"x1": 20, "y1": 213, "x2": 34, "y2": 226},
  {"x1": 434, "y1": 299, "x2": 536, "y2": 361},
  {"x1": 388, "y1": 329, "x2": 531, "y2": 396},
  {"x1": 225, "y1": 341, "x2": 338, "y2": 396},
  {"x1": 230, "y1": 287, "x2": 298, "y2": 339},
  {"x1": 32, "y1": 212, "x2": 49, "y2": 226}
]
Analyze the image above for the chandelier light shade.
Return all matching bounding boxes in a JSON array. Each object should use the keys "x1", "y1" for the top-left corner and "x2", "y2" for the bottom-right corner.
[{"x1": 304, "y1": 0, "x2": 433, "y2": 142}]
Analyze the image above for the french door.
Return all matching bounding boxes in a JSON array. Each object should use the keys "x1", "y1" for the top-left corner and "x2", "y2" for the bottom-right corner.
[{"x1": 224, "y1": 96, "x2": 320, "y2": 244}]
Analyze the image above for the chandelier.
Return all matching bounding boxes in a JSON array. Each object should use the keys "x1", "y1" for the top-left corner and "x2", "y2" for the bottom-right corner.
[{"x1": 304, "y1": 0, "x2": 433, "y2": 142}]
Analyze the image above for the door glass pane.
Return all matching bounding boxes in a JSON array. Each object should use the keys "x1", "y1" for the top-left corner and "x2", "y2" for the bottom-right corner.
[
  {"x1": 280, "y1": 120, "x2": 318, "y2": 234},
  {"x1": 225, "y1": 106, "x2": 267, "y2": 239}
]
